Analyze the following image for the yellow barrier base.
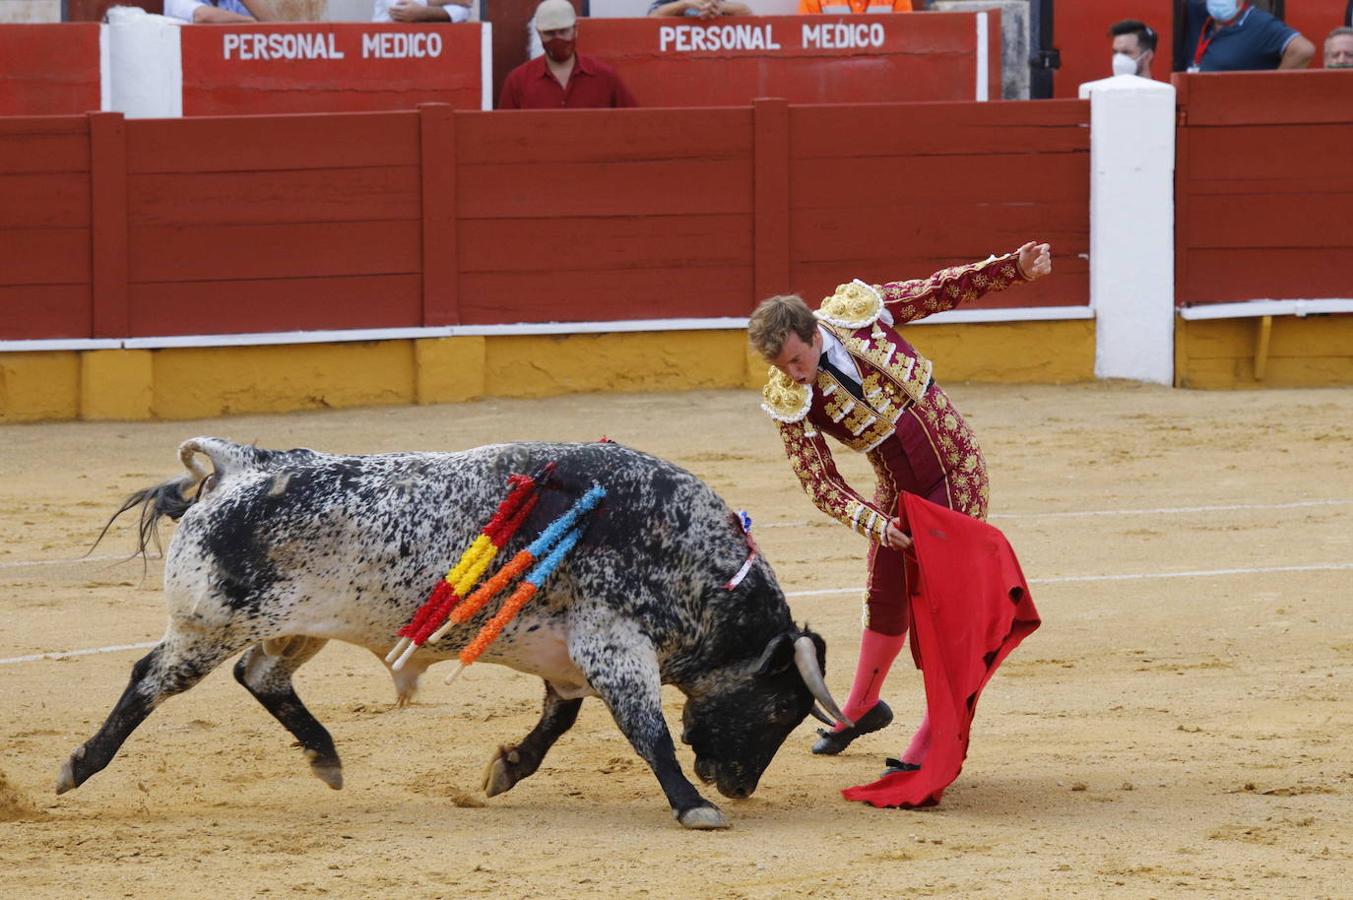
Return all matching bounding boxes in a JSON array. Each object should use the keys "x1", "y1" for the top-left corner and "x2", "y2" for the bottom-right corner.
[
  {"x1": 1, "y1": 320, "x2": 1095, "y2": 423},
  {"x1": 1175, "y1": 314, "x2": 1353, "y2": 389}
]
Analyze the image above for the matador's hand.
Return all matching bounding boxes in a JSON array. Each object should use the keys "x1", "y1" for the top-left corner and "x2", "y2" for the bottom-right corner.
[
  {"x1": 1017, "y1": 241, "x2": 1052, "y2": 281},
  {"x1": 884, "y1": 517, "x2": 913, "y2": 553}
]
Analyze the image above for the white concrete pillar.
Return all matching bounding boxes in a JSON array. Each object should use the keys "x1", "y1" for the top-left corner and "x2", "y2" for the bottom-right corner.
[
  {"x1": 1079, "y1": 75, "x2": 1175, "y2": 384},
  {"x1": 106, "y1": 6, "x2": 183, "y2": 119}
]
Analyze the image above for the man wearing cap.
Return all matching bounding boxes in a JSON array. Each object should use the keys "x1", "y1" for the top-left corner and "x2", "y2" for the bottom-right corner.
[
  {"x1": 499, "y1": 0, "x2": 638, "y2": 110},
  {"x1": 747, "y1": 242, "x2": 1051, "y2": 774}
]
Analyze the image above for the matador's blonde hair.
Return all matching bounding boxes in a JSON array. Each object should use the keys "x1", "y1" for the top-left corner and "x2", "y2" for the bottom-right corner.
[{"x1": 748, "y1": 294, "x2": 816, "y2": 361}]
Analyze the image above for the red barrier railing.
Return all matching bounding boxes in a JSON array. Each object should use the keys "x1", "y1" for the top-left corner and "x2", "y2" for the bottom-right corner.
[
  {"x1": 0, "y1": 98, "x2": 1089, "y2": 342},
  {"x1": 579, "y1": 13, "x2": 999, "y2": 107},
  {"x1": 0, "y1": 25, "x2": 102, "y2": 116},
  {"x1": 1174, "y1": 70, "x2": 1353, "y2": 306}
]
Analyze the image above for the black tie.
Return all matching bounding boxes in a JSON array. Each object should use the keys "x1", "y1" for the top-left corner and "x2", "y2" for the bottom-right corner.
[{"x1": 819, "y1": 355, "x2": 864, "y2": 401}]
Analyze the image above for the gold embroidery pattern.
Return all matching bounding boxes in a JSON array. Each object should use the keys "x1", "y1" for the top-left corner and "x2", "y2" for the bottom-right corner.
[
  {"x1": 814, "y1": 279, "x2": 883, "y2": 329},
  {"x1": 761, "y1": 367, "x2": 812, "y2": 423},
  {"x1": 911, "y1": 387, "x2": 989, "y2": 520},
  {"x1": 877, "y1": 252, "x2": 1025, "y2": 326},
  {"x1": 777, "y1": 419, "x2": 889, "y2": 542}
]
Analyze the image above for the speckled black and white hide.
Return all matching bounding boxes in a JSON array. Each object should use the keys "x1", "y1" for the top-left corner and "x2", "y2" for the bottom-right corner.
[{"x1": 57, "y1": 437, "x2": 844, "y2": 829}]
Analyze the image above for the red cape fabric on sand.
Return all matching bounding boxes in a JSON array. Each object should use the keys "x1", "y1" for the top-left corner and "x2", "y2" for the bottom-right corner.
[{"x1": 842, "y1": 492, "x2": 1040, "y2": 808}]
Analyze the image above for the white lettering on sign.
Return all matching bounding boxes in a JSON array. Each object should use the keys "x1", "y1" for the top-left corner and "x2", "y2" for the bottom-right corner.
[
  {"x1": 361, "y1": 32, "x2": 445, "y2": 59},
  {"x1": 801, "y1": 22, "x2": 885, "y2": 50},
  {"x1": 657, "y1": 24, "x2": 781, "y2": 53},
  {"x1": 223, "y1": 32, "x2": 347, "y2": 61}
]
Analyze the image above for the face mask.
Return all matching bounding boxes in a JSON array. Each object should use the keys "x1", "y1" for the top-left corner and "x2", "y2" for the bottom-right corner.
[
  {"x1": 1112, "y1": 52, "x2": 1138, "y2": 76},
  {"x1": 543, "y1": 36, "x2": 575, "y2": 63},
  {"x1": 1206, "y1": 0, "x2": 1239, "y2": 21}
]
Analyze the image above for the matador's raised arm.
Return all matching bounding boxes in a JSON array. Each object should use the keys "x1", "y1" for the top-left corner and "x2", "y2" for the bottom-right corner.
[{"x1": 879, "y1": 251, "x2": 1031, "y2": 326}]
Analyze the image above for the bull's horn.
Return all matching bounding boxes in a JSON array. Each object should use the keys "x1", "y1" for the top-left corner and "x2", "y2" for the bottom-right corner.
[
  {"x1": 792, "y1": 636, "x2": 853, "y2": 728},
  {"x1": 808, "y1": 704, "x2": 836, "y2": 727}
]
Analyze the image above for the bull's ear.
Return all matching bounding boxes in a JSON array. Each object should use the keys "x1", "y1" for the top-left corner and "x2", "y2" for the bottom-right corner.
[{"x1": 752, "y1": 633, "x2": 796, "y2": 676}]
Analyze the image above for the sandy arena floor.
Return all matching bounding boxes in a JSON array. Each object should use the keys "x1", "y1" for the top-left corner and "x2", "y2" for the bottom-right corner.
[{"x1": 1, "y1": 382, "x2": 1351, "y2": 897}]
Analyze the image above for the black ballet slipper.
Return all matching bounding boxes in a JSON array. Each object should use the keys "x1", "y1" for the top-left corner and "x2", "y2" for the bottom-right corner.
[{"x1": 810, "y1": 700, "x2": 893, "y2": 755}]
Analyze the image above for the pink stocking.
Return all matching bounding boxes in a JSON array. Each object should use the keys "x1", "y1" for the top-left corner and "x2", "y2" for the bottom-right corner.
[
  {"x1": 836, "y1": 628, "x2": 907, "y2": 730},
  {"x1": 900, "y1": 710, "x2": 932, "y2": 765}
]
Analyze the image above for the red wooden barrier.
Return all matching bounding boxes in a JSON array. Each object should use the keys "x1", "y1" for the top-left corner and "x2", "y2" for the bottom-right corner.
[
  {"x1": 123, "y1": 110, "x2": 426, "y2": 335},
  {"x1": 787, "y1": 99, "x2": 1089, "y2": 308},
  {"x1": 579, "y1": 13, "x2": 999, "y2": 107},
  {"x1": 1054, "y1": 0, "x2": 1175, "y2": 99},
  {"x1": 0, "y1": 99, "x2": 1088, "y2": 342},
  {"x1": 0, "y1": 117, "x2": 94, "y2": 340},
  {"x1": 1174, "y1": 70, "x2": 1353, "y2": 305},
  {"x1": 181, "y1": 23, "x2": 489, "y2": 115},
  {"x1": 0, "y1": 25, "x2": 102, "y2": 116}
]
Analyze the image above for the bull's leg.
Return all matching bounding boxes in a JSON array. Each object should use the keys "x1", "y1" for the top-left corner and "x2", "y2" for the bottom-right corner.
[
  {"x1": 56, "y1": 629, "x2": 246, "y2": 794},
  {"x1": 233, "y1": 636, "x2": 342, "y2": 789},
  {"x1": 482, "y1": 681, "x2": 583, "y2": 797},
  {"x1": 571, "y1": 631, "x2": 728, "y2": 830}
]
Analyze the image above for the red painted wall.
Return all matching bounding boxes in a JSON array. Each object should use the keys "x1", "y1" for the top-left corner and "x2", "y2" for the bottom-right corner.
[
  {"x1": 0, "y1": 99, "x2": 1088, "y2": 342},
  {"x1": 0, "y1": 117, "x2": 94, "y2": 340},
  {"x1": 1054, "y1": 0, "x2": 1175, "y2": 98},
  {"x1": 577, "y1": 13, "x2": 999, "y2": 108},
  {"x1": 181, "y1": 24, "x2": 487, "y2": 115},
  {"x1": 0, "y1": 25, "x2": 102, "y2": 116},
  {"x1": 1283, "y1": 0, "x2": 1350, "y2": 62},
  {"x1": 1174, "y1": 69, "x2": 1353, "y2": 306}
]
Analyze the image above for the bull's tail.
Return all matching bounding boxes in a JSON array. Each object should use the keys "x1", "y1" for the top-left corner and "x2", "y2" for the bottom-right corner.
[{"x1": 89, "y1": 436, "x2": 258, "y2": 560}]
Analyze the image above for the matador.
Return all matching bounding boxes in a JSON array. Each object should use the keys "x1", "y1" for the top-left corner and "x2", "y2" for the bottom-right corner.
[{"x1": 748, "y1": 241, "x2": 1052, "y2": 773}]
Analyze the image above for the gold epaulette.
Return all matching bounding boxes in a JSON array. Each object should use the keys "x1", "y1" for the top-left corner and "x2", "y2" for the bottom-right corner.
[
  {"x1": 760, "y1": 367, "x2": 812, "y2": 423},
  {"x1": 814, "y1": 279, "x2": 883, "y2": 330}
]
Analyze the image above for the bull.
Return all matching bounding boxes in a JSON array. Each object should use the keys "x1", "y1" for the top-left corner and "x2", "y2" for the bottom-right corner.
[{"x1": 57, "y1": 437, "x2": 849, "y2": 828}]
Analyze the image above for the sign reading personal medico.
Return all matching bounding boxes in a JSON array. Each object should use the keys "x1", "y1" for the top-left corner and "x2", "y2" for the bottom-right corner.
[
  {"x1": 180, "y1": 23, "x2": 491, "y2": 115},
  {"x1": 587, "y1": 12, "x2": 998, "y2": 107}
]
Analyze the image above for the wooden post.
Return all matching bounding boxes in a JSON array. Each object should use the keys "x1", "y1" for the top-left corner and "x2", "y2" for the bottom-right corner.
[
  {"x1": 89, "y1": 111, "x2": 129, "y2": 339},
  {"x1": 420, "y1": 103, "x2": 458, "y2": 326},
  {"x1": 1254, "y1": 315, "x2": 1273, "y2": 381},
  {"x1": 753, "y1": 97, "x2": 790, "y2": 309}
]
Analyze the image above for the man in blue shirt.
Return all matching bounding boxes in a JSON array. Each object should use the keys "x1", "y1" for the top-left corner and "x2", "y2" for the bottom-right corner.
[{"x1": 1182, "y1": 1, "x2": 1315, "y2": 72}]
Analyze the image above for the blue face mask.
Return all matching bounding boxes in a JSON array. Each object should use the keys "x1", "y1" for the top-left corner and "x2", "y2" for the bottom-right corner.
[{"x1": 1206, "y1": 0, "x2": 1239, "y2": 21}]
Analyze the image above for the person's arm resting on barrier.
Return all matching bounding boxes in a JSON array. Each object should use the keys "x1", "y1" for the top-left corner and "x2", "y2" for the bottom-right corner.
[
  {"x1": 390, "y1": 0, "x2": 471, "y2": 22},
  {"x1": 880, "y1": 241, "x2": 1051, "y2": 325},
  {"x1": 1279, "y1": 33, "x2": 1316, "y2": 68}
]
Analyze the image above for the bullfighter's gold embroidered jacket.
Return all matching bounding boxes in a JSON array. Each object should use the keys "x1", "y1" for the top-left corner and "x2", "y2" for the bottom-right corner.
[{"x1": 761, "y1": 252, "x2": 1028, "y2": 543}]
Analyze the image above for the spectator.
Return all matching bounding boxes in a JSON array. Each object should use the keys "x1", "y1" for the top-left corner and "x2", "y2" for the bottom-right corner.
[
  {"x1": 648, "y1": 0, "x2": 753, "y2": 18},
  {"x1": 1326, "y1": 26, "x2": 1353, "y2": 68},
  {"x1": 163, "y1": 0, "x2": 275, "y2": 21},
  {"x1": 798, "y1": 0, "x2": 912, "y2": 13},
  {"x1": 374, "y1": 1, "x2": 472, "y2": 23},
  {"x1": 1181, "y1": 1, "x2": 1315, "y2": 71},
  {"x1": 499, "y1": 0, "x2": 638, "y2": 110},
  {"x1": 1109, "y1": 19, "x2": 1157, "y2": 77}
]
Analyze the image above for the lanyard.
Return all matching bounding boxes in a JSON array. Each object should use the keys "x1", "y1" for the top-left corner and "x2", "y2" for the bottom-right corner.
[{"x1": 1194, "y1": 4, "x2": 1247, "y2": 68}]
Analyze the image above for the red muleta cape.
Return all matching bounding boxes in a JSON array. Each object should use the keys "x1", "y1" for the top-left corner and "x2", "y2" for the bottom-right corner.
[{"x1": 842, "y1": 492, "x2": 1040, "y2": 808}]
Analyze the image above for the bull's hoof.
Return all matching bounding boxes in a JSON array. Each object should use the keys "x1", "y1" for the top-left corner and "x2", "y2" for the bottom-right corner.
[
  {"x1": 304, "y1": 748, "x2": 343, "y2": 789},
  {"x1": 676, "y1": 803, "x2": 730, "y2": 830},
  {"x1": 482, "y1": 744, "x2": 523, "y2": 798},
  {"x1": 55, "y1": 757, "x2": 79, "y2": 795},
  {"x1": 311, "y1": 762, "x2": 343, "y2": 790},
  {"x1": 55, "y1": 745, "x2": 88, "y2": 795}
]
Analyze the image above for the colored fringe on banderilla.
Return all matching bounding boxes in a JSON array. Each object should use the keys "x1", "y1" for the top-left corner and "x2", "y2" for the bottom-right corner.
[
  {"x1": 441, "y1": 484, "x2": 606, "y2": 685},
  {"x1": 385, "y1": 462, "x2": 554, "y2": 671}
]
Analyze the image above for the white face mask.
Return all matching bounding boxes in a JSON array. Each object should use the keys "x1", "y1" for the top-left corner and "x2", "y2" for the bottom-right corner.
[
  {"x1": 1112, "y1": 52, "x2": 1139, "y2": 76},
  {"x1": 1206, "y1": 0, "x2": 1239, "y2": 21}
]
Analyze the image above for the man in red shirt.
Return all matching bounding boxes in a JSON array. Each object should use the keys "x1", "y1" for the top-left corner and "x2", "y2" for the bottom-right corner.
[{"x1": 498, "y1": 0, "x2": 638, "y2": 110}]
